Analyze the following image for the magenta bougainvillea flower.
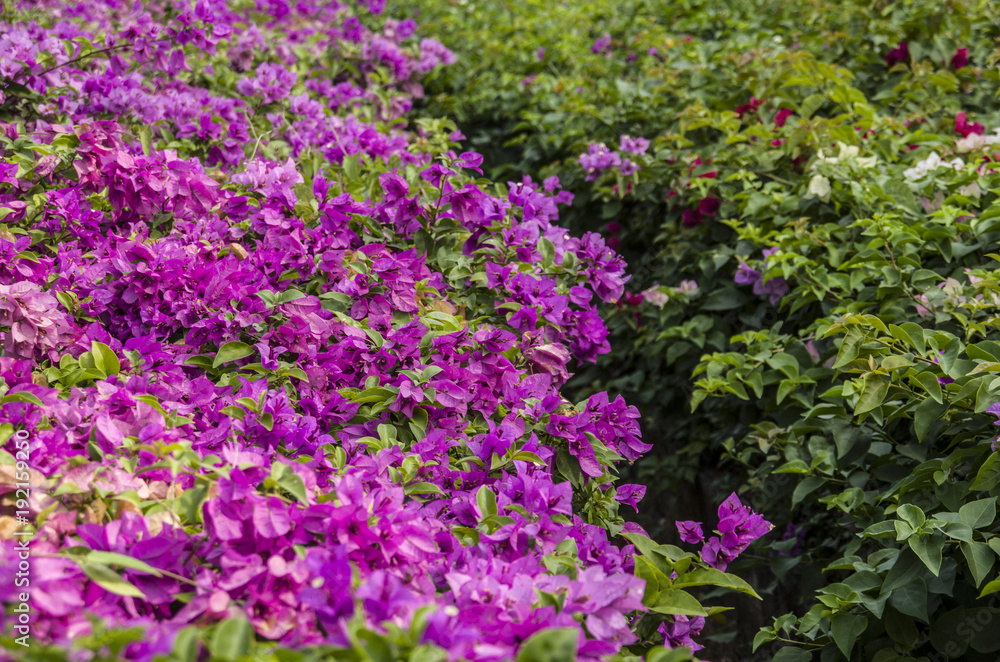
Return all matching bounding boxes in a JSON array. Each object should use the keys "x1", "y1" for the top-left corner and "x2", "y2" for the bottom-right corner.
[
  {"x1": 734, "y1": 252, "x2": 788, "y2": 306},
  {"x1": 0, "y1": 282, "x2": 76, "y2": 361},
  {"x1": 956, "y1": 112, "x2": 985, "y2": 137},
  {"x1": 885, "y1": 41, "x2": 910, "y2": 67},
  {"x1": 735, "y1": 96, "x2": 765, "y2": 117},
  {"x1": 579, "y1": 142, "x2": 622, "y2": 181},
  {"x1": 677, "y1": 493, "x2": 772, "y2": 571},
  {"x1": 774, "y1": 108, "x2": 794, "y2": 127},
  {"x1": 677, "y1": 520, "x2": 705, "y2": 544},
  {"x1": 951, "y1": 47, "x2": 969, "y2": 70},
  {"x1": 619, "y1": 135, "x2": 650, "y2": 155},
  {"x1": 591, "y1": 33, "x2": 612, "y2": 55}
]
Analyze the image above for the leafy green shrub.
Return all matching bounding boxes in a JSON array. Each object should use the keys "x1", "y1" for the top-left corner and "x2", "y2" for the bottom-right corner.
[{"x1": 404, "y1": 0, "x2": 1000, "y2": 658}]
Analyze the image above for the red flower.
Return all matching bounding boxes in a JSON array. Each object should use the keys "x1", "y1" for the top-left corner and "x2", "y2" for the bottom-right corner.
[
  {"x1": 950, "y1": 47, "x2": 969, "y2": 70},
  {"x1": 698, "y1": 196, "x2": 721, "y2": 217},
  {"x1": 885, "y1": 42, "x2": 909, "y2": 68},
  {"x1": 681, "y1": 209, "x2": 702, "y2": 227},
  {"x1": 735, "y1": 96, "x2": 765, "y2": 117},
  {"x1": 956, "y1": 112, "x2": 985, "y2": 138},
  {"x1": 774, "y1": 108, "x2": 794, "y2": 127},
  {"x1": 685, "y1": 157, "x2": 717, "y2": 179}
]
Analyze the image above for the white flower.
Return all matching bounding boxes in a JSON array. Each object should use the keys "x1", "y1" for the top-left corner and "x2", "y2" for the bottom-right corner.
[
  {"x1": 814, "y1": 142, "x2": 876, "y2": 169},
  {"x1": 677, "y1": 280, "x2": 699, "y2": 295},
  {"x1": 641, "y1": 287, "x2": 669, "y2": 308},
  {"x1": 903, "y1": 152, "x2": 965, "y2": 180},
  {"x1": 959, "y1": 182, "x2": 982, "y2": 198},
  {"x1": 956, "y1": 128, "x2": 1000, "y2": 153},
  {"x1": 808, "y1": 174, "x2": 831, "y2": 201},
  {"x1": 956, "y1": 134, "x2": 987, "y2": 153},
  {"x1": 921, "y1": 191, "x2": 944, "y2": 213}
]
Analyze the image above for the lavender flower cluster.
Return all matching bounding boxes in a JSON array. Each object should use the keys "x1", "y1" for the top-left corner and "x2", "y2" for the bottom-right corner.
[{"x1": 578, "y1": 135, "x2": 649, "y2": 182}]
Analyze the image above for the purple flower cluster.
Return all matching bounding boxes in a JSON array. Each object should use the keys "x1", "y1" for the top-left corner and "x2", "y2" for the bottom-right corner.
[
  {"x1": 0, "y1": 1, "x2": 767, "y2": 659},
  {"x1": 0, "y1": 283, "x2": 74, "y2": 361},
  {"x1": 0, "y1": 0, "x2": 735, "y2": 660},
  {"x1": 676, "y1": 493, "x2": 772, "y2": 571},
  {"x1": 619, "y1": 135, "x2": 650, "y2": 155},
  {"x1": 236, "y1": 62, "x2": 298, "y2": 104},
  {"x1": 591, "y1": 34, "x2": 612, "y2": 55},
  {"x1": 733, "y1": 248, "x2": 789, "y2": 306},
  {"x1": 578, "y1": 135, "x2": 650, "y2": 182}
]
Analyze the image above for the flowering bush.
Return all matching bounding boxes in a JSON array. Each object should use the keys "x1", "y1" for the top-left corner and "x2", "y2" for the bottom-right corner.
[
  {"x1": 406, "y1": 0, "x2": 1000, "y2": 659},
  {"x1": 0, "y1": 0, "x2": 768, "y2": 661}
]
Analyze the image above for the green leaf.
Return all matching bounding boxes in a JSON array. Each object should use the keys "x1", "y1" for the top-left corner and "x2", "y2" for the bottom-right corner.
[
  {"x1": 792, "y1": 476, "x2": 825, "y2": 506},
  {"x1": 914, "y1": 398, "x2": 948, "y2": 441},
  {"x1": 909, "y1": 534, "x2": 944, "y2": 576},
  {"x1": 86, "y1": 551, "x2": 162, "y2": 577},
  {"x1": 770, "y1": 648, "x2": 813, "y2": 662},
  {"x1": 209, "y1": 617, "x2": 253, "y2": 660},
  {"x1": 979, "y1": 579, "x2": 1000, "y2": 598},
  {"x1": 888, "y1": 577, "x2": 929, "y2": 622},
  {"x1": 897, "y1": 504, "x2": 926, "y2": 529},
  {"x1": 259, "y1": 412, "x2": 274, "y2": 432},
  {"x1": 91, "y1": 341, "x2": 120, "y2": 377},
  {"x1": 646, "y1": 648, "x2": 696, "y2": 662},
  {"x1": 169, "y1": 627, "x2": 200, "y2": 662},
  {"x1": 700, "y1": 286, "x2": 747, "y2": 311},
  {"x1": 405, "y1": 482, "x2": 445, "y2": 495},
  {"x1": 942, "y1": 521, "x2": 974, "y2": 543},
  {"x1": 80, "y1": 562, "x2": 146, "y2": 598},
  {"x1": 476, "y1": 485, "x2": 497, "y2": 518},
  {"x1": 931, "y1": 607, "x2": 972, "y2": 657},
  {"x1": 882, "y1": 355, "x2": 914, "y2": 371},
  {"x1": 962, "y1": 542, "x2": 996, "y2": 588},
  {"x1": 862, "y1": 521, "x2": 897, "y2": 539},
  {"x1": 0, "y1": 392, "x2": 44, "y2": 407},
  {"x1": 752, "y1": 629, "x2": 776, "y2": 652},
  {"x1": 213, "y1": 341, "x2": 255, "y2": 368},
  {"x1": 184, "y1": 355, "x2": 215, "y2": 369},
  {"x1": 650, "y1": 589, "x2": 708, "y2": 617},
  {"x1": 515, "y1": 627, "x2": 577, "y2": 662},
  {"x1": 833, "y1": 332, "x2": 862, "y2": 369},
  {"x1": 972, "y1": 453, "x2": 1000, "y2": 492},
  {"x1": 271, "y1": 463, "x2": 308, "y2": 503},
  {"x1": 512, "y1": 450, "x2": 546, "y2": 465},
  {"x1": 537, "y1": 237, "x2": 555, "y2": 265},
  {"x1": 672, "y1": 567, "x2": 761, "y2": 599},
  {"x1": 831, "y1": 613, "x2": 867, "y2": 658},
  {"x1": 620, "y1": 531, "x2": 665, "y2": 562},
  {"x1": 898, "y1": 322, "x2": 926, "y2": 354},
  {"x1": 138, "y1": 125, "x2": 153, "y2": 156},
  {"x1": 960, "y1": 498, "x2": 997, "y2": 529},
  {"x1": 855, "y1": 374, "x2": 889, "y2": 414},
  {"x1": 913, "y1": 371, "x2": 943, "y2": 404}
]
